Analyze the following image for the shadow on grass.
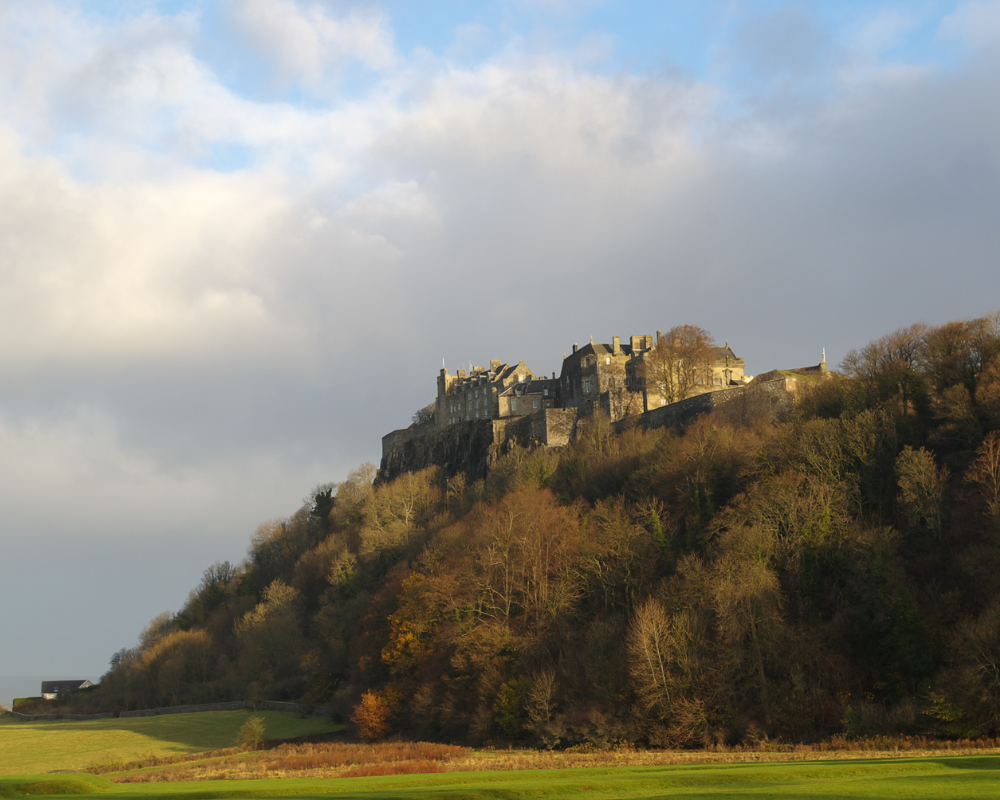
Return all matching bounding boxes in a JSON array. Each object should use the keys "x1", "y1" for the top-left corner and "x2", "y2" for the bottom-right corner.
[{"x1": 5, "y1": 711, "x2": 342, "y2": 753}]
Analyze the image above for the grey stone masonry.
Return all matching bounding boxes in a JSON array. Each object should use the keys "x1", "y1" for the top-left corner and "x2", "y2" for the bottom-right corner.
[
  {"x1": 380, "y1": 337, "x2": 820, "y2": 482},
  {"x1": 635, "y1": 374, "x2": 795, "y2": 432}
]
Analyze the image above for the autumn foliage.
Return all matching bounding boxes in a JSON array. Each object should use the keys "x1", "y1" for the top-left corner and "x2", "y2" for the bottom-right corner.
[
  {"x1": 85, "y1": 311, "x2": 1000, "y2": 748},
  {"x1": 351, "y1": 690, "x2": 394, "y2": 740}
]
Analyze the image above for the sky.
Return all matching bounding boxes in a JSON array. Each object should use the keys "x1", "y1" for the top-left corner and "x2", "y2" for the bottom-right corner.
[{"x1": 1, "y1": 0, "x2": 999, "y2": 692}]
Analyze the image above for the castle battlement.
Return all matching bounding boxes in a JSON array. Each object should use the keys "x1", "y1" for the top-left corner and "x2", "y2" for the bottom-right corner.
[{"x1": 379, "y1": 331, "x2": 827, "y2": 483}]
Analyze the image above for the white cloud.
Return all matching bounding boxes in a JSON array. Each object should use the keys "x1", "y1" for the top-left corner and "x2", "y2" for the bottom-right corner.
[
  {"x1": 0, "y1": 127, "x2": 302, "y2": 364},
  {"x1": 0, "y1": 404, "x2": 330, "y2": 543},
  {"x1": 941, "y1": 0, "x2": 1000, "y2": 51},
  {"x1": 226, "y1": 0, "x2": 397, "y2": 84},
  {"x1": 837, "y1": 9, "x2": 934, "y2": 89},
  {"x1": 2, "y1": 0, "x2": 1000, "y2": 680}
]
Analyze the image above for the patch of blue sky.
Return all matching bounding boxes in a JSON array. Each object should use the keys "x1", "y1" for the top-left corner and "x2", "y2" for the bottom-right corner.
[
  {"x1": 194, "y1": 140, "x2": 256, "y2": 173},
  {"x1": 70, "y1": 0, "x2": 205, "y2": 35},
  {"x1": 881, "y1": 2, "x2": 969, "y2": 72},
  {"x1": 380, "y1": 1, "x2": 959, "y2": 75},
  {"x1": 384, "y1": 0, "x2": 720, "y2": 76},
  {"x1": 164, "y1": 1, "x2": 389, "y2": 112},
  {"x1": 378, "y1": 0, "x2": 971, "y2": 105},
  {"x1": 62, "y1": 0, "x2": 977, "y2": 129},
  {"x1": 809, "y1": 0, "x2": 967, "y2": 67},
  {"x1": 380, "y1": 0, "x2": 482, "y2": 59},
  {"x1": 578, "y1": 2, "x2": 722, "y2": 78}
]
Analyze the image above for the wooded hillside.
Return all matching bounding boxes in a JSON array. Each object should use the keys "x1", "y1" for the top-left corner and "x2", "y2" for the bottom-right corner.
[{"x1": 81, "y1": 312, "x2": 1000, "y2": 747}]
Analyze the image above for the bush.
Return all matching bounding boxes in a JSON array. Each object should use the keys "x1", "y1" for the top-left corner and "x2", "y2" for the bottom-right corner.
[
  {"x1": 88, "y1": 750, "x2": 128, "y2": 773},
  {"x1": 237, "y1": 715, "x2": 267, "y2": 750},
  {"x1": 351, "y1": 690, "x2": 392, "y2": 740}
]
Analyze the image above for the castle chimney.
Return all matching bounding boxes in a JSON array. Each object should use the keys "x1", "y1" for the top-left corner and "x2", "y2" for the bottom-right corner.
[
  {"x1": 613, "y1": 335, "x2": 621, "y2": 355},
  {"x1": 573, "y1": 343, "x2": 578, "y2": 353},
  {"x1": 656, "y1": 330, "x2": 663, "y2": 343}
]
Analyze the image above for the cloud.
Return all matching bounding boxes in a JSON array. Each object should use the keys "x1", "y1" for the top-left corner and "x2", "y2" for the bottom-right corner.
[
  {"x1": 226, "y1": 0, "x2": 397, "y2": 85},
  {"x1": 3, "y1": 0, "x2": 1000, "y2": 678},
  {"x1": 729, "y1": 5, "x2": 832, "y2": 82},
  {"x1": 941, "y1": 0, "x2": 1000, "y2": 51},
  {"x1": 0, "y1": 127, "x2": 300, "y2": 364}
]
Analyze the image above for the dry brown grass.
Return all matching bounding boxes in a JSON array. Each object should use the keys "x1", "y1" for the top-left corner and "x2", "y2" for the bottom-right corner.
[
  {"x1": 105, "y1": 735, "x2": 1000, "y2": 783},
  {"x1": 88, "y1": 746, "x2": 244, "y2": 775}
]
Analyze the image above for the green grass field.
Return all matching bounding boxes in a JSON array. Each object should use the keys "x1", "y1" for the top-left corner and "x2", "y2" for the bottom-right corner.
[
  {"x1": 0, "y1": 711, "x2": 339, "y2": 775},
  {"x1": 3, "y1": 757, "x2": 1000, "y2": 799},
  {"x1": 3, "y1": 712, "x2": 1000, "y2": 798}
]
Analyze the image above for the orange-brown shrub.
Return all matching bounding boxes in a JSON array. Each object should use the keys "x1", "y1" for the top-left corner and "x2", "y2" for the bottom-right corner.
[
  {"x1": 351, "y1": 690, "x2": 393, "y2": 740},
  {"x1": 340, "y1": 760, "x2": 446, "y2": 778}
]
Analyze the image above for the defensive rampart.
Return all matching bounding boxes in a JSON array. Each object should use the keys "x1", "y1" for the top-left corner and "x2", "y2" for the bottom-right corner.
[
  {"x1": 380, "y1": 376, "x2": 796, "y2": 482},
  {"x1": 379, "y1": 408, "x2": 580, "y2": 484},
  {"x1": 636, "y1": 374, "x2": 795, "y2": 432}
]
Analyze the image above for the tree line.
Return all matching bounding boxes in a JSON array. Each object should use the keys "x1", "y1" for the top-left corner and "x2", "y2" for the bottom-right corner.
[{"x1": 67, "y1": 311, "x2": 1000, "y2": 746}]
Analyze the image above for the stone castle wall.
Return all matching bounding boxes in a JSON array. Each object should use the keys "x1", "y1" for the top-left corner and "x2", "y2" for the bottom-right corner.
[
  {"x1": 381, "y1": 371, "x2": 800, "y2": 484},
  {"x1": 379, "y1": 418, "x2": 499, "y2": 484},
  {"x1": 635, "y1": 375, "x2": 795, "y2": 432},
  {"x1": 379, "y1": 408, "x2": 581, "y2": 484}
]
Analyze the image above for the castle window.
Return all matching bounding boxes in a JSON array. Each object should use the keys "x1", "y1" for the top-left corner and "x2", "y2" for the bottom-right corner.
[
  {"x1": 512, "y1": 400, "x2": 517, "y2": 411},
  {"x1": 605, "y1": 357, "x2": 611, "y2": 365},
  {"x1": 533, "y1": 400, "x2": 539, "y2": 408}
]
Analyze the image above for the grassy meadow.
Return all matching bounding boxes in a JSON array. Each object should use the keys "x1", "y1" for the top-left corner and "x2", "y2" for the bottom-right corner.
[
  {"x1": 0, "y1": 710, "x2": 339, "y2": 775},
  {"x1": 3, "y1": 757, "x2": 1000, "y2": 799},
  {"x1": 5, "y1": 711, "x2": 1000, "y2": 798}
]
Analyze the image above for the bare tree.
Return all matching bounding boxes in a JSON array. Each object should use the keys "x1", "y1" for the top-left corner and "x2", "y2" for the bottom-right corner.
[
  {"x1": 627, "y1": 598, "x2": 710, "y2": 745},
  {"x1": 967, "y1": 432, "x2": 1000, "y2": 526},
  {"x1": 642, "y1": 325, "x2": 715, "y2": 407},
  {"x1": 896, "y1": 446, "x2": 949, "y2": 539},
  {"x1": 841, "y1": 322, "x2": 928, "y2": 414}
]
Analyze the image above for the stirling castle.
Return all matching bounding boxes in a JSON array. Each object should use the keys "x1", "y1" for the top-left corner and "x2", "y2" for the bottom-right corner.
[{"x1": 380, "y1": 331, "x2": 825, "y2": 482}]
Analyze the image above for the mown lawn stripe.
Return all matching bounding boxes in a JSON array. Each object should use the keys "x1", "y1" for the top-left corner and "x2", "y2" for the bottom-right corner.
[{"x1": 0, "y1": 755, "x2": 989, "y2": 800}]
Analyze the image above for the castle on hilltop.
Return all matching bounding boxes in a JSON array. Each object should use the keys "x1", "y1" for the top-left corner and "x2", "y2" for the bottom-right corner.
[
  {"x1": 379, "y1": 331, "x2": 786, "y2": 482},
  {"x1": 379, "y1": 331, "x2": 830, "y2": 482},
  {"x1": 434, "y1": 332, "x2": 749, "y2": 429}
]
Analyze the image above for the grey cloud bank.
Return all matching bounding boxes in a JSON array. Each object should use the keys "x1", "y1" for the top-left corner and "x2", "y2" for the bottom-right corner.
[{"x1": 1, "y1": 1, "x2": 999, "y2": 679}]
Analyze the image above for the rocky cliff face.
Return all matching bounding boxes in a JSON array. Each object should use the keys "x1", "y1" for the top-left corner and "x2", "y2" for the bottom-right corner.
[
  {"x1": 379, "y1": 380, "x2": 796, "y2": 484},
  {"x1": 378, "y1": 419, "x2": 501, "y2": 484}
]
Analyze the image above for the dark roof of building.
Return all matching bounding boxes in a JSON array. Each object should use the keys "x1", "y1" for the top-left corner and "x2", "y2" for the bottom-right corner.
[
  {"x1": 710, "y1": 344, "x2": 742, "y2": 361},
  {"x1": 560, "y1": 341, "x2": 635, "y2": 373},
  {"x1": 498, "y1": 363, "x2": 520, "y2": 381},
  {"x1": 500, "y1": 377, "x2": 558, "y2": 396}
]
